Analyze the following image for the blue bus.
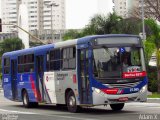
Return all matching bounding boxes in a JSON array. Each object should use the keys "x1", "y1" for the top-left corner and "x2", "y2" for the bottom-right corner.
[{"x1": 2, "y1": 34, "x2": 147, "y2": 112}]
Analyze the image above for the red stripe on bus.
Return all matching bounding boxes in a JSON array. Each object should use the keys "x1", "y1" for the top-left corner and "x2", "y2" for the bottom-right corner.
[
  {"x1": 101, "y1": 88, "x2": 119, "y2": 94},
  {"x1": 30, "y1": 75, "x2": 42, "y2": 101}
]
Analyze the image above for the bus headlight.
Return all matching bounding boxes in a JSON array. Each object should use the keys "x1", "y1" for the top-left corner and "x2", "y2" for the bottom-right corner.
[
  {"x1": 140, "y1": 85, "x2": 147, "y2": 93},
  {"x1": 95, "y1": 88, "x2": 101, "y2": 94},
  {"x1": 93, "y1": 88, "x2": 105, "y2": 96}
]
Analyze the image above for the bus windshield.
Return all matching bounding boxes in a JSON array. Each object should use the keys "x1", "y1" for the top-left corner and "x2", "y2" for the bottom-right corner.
[{"x1": 93, "y1": 47, "x2": 142, "y2": 79}]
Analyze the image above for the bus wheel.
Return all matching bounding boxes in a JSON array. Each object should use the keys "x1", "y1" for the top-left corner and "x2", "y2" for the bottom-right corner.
[
  {"x1": 66, "y1": 90, "x2": 80, "y2": 113},
  {"x1": 110, "y1": 103, "x2": 124, "y2": 111},
  {"x1": 22, "y1": 90, "x2": 32, "y2": 108}
]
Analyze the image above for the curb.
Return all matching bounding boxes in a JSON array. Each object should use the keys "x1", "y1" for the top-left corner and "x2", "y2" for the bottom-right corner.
[
  {"x1": 147, "y1": 98, "x2": 160, "y2": 100},
  {"x1": 0, "y1": 89, "x2": 3, "y2": 93},
  {"x1": 147, "y1": 98, "x2": 160, "y2": 103}
]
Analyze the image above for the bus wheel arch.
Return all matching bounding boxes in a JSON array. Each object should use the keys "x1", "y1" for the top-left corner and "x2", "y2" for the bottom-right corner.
[
  {"x1": 21, "y1": 89, "x2": 32, "y2": 108},
  {"x1": 21, "y1": 88, "x2": 26, "y2": 99},
  {"x1": 65, "y1": 88, "x2": 72, "y2": 105},
  {"x1": 65, "y1": 89, "x2": 81, "y2": 113},
  {"x1": 21, "y1": 88, "x2": 38, "y2": 108},
  {"x1": 110, "y1": 103, "x2": 125, "y2": 111}
]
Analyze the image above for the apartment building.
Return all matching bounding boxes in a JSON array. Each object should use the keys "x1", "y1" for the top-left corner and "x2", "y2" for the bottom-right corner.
[
  {"x1": 43, "y1": 0, "x2": 65, "y2": 30},
  {"x1": 1, "y1": 0, "x2": 18, "y2": 32},
  {"x1": 113, "y1": 0, "x2": 139, "y2": 18},
  {"x1": 1, "y1": 0, "x2": 65, "y2": 33}
]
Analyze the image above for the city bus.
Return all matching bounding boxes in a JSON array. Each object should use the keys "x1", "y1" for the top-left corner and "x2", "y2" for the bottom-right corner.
[{"x1": 2, "y1": 34, "x2": 147, "y2": 112}]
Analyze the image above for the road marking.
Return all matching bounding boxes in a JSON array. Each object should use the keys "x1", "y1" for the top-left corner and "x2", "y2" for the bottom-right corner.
[
  {"x1": 39, "y1": 114, "x2": 98, "y2": 120},
  {"x1": 0, "y1": 109, "x2": 37, "y2": 114},
  {"x1": 0, "y1": 109, "x2": 98, "y2": 120}
]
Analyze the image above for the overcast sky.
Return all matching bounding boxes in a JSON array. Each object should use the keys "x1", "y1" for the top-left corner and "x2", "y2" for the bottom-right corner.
[{"x1": 0, "y1": 0, "x2": 113, "y2": 29}]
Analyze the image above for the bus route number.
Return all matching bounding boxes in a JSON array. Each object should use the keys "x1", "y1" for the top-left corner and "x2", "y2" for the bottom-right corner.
[
  {"x1": 4, "y1": 78, "x2": 9, "y2": 83},
  {"x1": 130, "y1": 88, "x2": 139, "y2": 92}
]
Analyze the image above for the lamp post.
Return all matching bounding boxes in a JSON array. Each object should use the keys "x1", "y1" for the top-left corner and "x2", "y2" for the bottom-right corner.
[
  {"x1": 141, "y1": 0, "x2": 145, "y2": 40},
  {"x1": 44, "y1": 2, "x2": 59, "y2": 43}
]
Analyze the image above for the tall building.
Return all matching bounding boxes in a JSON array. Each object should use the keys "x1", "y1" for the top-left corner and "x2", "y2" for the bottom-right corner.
[
  {"x1": 1, "y1": 0, "x2": 19, "y2": 32},
  {"x1": 1, "y1": 0, "x2": 65, "y2": 34},
  {"x1": 113, "y1": 0, "x2": 139, "y2": 18},
  {"x1": 43, "y1": 0, "x2": 65, "y2": 30},
  {"x1": 18, "y1": 0, "x2": 44, "y2": 32}
]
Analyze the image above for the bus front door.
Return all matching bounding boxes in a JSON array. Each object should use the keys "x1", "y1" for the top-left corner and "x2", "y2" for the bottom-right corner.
[
  {"x1": 36, "y1": 55, "x2": 45, "y2": 101},
  {"x1": 79, "y1": 49, "x2": 91, "y2": 104},
  {"x1": 11, "y1": 59, "x2": 18, "y2": 100}
]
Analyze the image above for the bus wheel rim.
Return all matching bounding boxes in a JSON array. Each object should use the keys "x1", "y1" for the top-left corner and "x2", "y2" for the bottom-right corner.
[
  {"x1": 69, "y1": 96, "x2": 75, "y2": 107},
  {"x1": 23, "y1": 93, "x2": 27, "y2": 105}
]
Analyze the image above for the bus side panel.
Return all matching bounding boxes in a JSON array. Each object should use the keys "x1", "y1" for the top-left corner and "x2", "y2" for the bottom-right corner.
[
  {"x1": 56, "y1": 70, "x2": 79, "y2": 104},
  {"x1": 3, "y1": 74, "x2": 12, "y2": 100},
  {"x1": 44, "y1": 71, "x2": 79, "y2": 105},
  {"x1": 17, "y1": 73, "x2": 38, "y2": 102}
]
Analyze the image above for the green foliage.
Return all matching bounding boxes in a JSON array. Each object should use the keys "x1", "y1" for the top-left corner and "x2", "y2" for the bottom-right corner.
[
  {"x1": 145, "y1": 19, "x2": 160, "y2": 48},
  {"x1": 63, "y1": 29, "x2": 83, "y2": 40},
  {"x1": 143, "y1": 40, "x2": 156, "y2": 69},
  {"x1": 83, "y1": 13, "x2": 142, "y2": 35},
  {"x1": 145, "y1": 19, "x2": 160, "y2": 93},
  {"x1": 149, "y1": 79, "x2": 158, "y2": 92},
  {"x1": 0, "y1": 38, "x2": 24, "y2": 55},
  {"x1": 0, "y1": 38, "x2": 24, "y2": 74},
  {"x1": 63, "y1": 13, "x2": 143, "y2": 41},
  {"x1": 148, "y1": 92, "x2": 160, "y2": 98},
  {"x1": 148, "y1": 67, "x2": 158, "y2": 92},
  {"x1": 29, "y1": 41, "x2": 43, "y2": 47},
  {"x1": 116, "y1": 18, "x2": 142, "y2": 34}
]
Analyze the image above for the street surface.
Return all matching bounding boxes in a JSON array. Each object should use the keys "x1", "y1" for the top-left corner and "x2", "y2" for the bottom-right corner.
[{"x1": 0, "y1": 92, "x2": 159, "y2": 120}]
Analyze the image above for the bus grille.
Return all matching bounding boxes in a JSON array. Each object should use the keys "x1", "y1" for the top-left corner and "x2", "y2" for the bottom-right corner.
[{"x1": 105, "y1": 81, "x2": 141, "y2": 89}]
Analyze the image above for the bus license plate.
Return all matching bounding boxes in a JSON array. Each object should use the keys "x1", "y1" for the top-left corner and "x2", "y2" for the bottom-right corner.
[{"x1": 118, "y1": 97, "x2": 128, "y2": 102}]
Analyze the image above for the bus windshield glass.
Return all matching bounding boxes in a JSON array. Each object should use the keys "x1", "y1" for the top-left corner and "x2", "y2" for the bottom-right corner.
[{"x1": 93, "y1": 47, "x2": 142, "y2": 79}]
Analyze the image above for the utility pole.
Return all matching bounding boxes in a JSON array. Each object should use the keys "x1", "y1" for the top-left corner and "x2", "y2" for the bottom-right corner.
[
  {"x1": 44, "y1": 2, "x2": 59, "y2": 43},
  {"x1": 0, "y1": 23, "x2": 46, "y2": 45}
]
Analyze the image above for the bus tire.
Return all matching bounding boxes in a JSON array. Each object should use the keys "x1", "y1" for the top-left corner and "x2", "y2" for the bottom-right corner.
[
  {"x1": 32, "y1": 102, "x2": 39, "y2": 108},
  {"x1": 22, "y1": 90, "x2": 32, "y2": 108},
  {"x1": 66, "y1": 90, "x2": 80, "y2": 113},
  {"x1": 110, "y1": 103, "x2": 124, "y2": 111}
]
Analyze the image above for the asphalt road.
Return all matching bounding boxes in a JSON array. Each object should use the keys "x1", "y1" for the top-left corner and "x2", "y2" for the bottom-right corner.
[{"x1": 0, "y1": 92, "x2": 160, "y2": 120}]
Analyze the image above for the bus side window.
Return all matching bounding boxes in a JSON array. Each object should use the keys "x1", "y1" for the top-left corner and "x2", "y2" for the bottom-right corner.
[
  {"x1": 18, "y1": 54, "x2": 34, "y2": 73},
  {"x1": 62, "y1": 47, "x2": 76, "y2": 70},
  {"x1": 4, "y1": 58, "x2": 10, "y2": 74},
  {"x1": 49, "y1": 49, "x2": 61, "y2": 71},
  {"x1": 62, "y1": 48, "x2": 68, "y2": 69},
  {"x1": 69, "y1": 47, "x2": 76, "y2": 69},
  {"x1": 46, "y1": 53, "x2": 50, "y2": 71}
]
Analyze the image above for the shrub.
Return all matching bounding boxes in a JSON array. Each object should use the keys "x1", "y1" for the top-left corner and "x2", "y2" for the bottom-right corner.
[{"x1": 149, "y1": 79, "x2": 158, "y2": 92}]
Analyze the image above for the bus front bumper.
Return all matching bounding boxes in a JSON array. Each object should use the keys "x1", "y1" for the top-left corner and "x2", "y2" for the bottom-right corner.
[{"x1": 92, "y1": 86, "x2": 147, "y2": 105}]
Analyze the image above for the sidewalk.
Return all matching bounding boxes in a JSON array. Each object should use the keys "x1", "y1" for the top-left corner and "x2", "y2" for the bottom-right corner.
[{"x1": 0, "y1": 83, "x2": 3, "y2": 93}]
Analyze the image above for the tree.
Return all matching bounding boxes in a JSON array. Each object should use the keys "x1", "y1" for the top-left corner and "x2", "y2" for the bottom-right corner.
[
  {"x1": 0, "y1": 38, "x2": 24, "y2": 81},
  {"x1": 29, "y1": 41, "x2": 43, "y2": 47},
  {"x1": 132, "y1": 0, "x2": 160, "y2": 22},
  {"x1": 145, "y1": 19, "x2": 160, "y2": 93},
  {"x1": 63, "y1": 13, "x2": 143, "y2": 40},
  {"x1": 83, "y1": 13, "x2": 144, "y2": 35},
  {"x1": 144, "y1": 39, "x2": 156, "y2": 69},
  {"x1": 84, "y1": 13, "x2": 122, "y2": 35},
  {"x1": 115, "y1": 17, "x2": 142, "y2": 34},
  {"x1": 0, "y1": 38, "x2": 24, "y2": 55},
  {"x1": 63, "y1": 29, "x2": 83, "y2": 41}
]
